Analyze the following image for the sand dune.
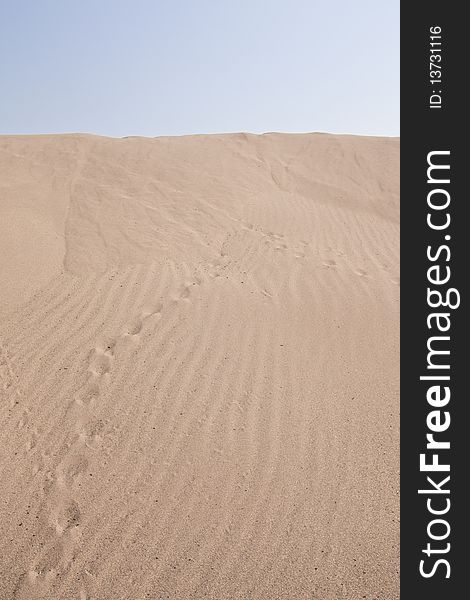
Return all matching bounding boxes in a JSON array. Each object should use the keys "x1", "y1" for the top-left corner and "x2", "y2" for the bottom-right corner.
[{"x1": 0, "y1": 132, "x2": 399, "y2": 599}]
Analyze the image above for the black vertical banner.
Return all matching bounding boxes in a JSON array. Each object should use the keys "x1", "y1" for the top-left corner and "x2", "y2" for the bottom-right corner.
[{"x1": 401, "y1": 4, "x2": 466, "y2": 599}]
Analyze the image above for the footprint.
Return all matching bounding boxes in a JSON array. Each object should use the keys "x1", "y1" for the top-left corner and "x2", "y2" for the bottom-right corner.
[
  {"x1": 17, "y1": 409, "x2": 30, "y2": 429},
  {"x1": 27, "y1": 430, "x2": 38, "y2": 452},
  {"x1": 89, "y1": 347, "x2": 114, "y2": 375},
  {"x1": 322, "y1": 259, "x2": 337, "y2": 267},
  {"x1": 22, "y1": 500, "x2": 83, "y2": 596},
  {"x1": 179, "y1": 279, "x2": 202, "y2": 300},
  {"x1": 126, "y1": 304, "x2": 164, "y2": 338},
  {"x1": 127, "y1": 320, "x2": 143, "y2": 336},
  {"x1": 23, "y1": 568, "x2": 58, "y2": 590},
  {"x1": 56, "y1": 455, "x2": 88, "y2": 489},
  {"x1": 78, "y1": 418, "x2": 108, "y2": 450},
  {"x1": 87, "y1": 373, "x2": 101, "y2": 396},
  {"x1": 51, "y1": 499, "x2": 81, "y2": 535}
]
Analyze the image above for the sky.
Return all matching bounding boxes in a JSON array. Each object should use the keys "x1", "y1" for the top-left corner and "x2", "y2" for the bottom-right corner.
[{"x1": 0, "y1": 0, "x2": 399, "y2": 138}]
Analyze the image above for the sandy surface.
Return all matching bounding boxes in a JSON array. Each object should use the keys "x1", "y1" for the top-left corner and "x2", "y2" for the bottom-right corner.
[{"x1": 0, "y1": 132, "x2": 399, "y2": 599}]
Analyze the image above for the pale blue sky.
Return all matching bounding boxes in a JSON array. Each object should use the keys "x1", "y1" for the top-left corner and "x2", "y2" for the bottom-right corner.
[{"x1": 0, "y1": 1, "x2": 399, "y2": 137}]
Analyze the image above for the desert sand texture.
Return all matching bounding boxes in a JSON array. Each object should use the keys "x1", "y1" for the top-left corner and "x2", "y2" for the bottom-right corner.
[{"x1": 0, "y1": 132, "x2": 399, "y2": 599}]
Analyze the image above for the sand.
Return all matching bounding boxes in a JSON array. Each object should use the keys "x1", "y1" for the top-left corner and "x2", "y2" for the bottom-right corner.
[{"x1": 0, "y1": 132, "x2": 399, "y2": 599}]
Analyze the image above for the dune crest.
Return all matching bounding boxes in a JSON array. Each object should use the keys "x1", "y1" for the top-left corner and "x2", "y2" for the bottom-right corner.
[{"x1": 0, "y1": 133, "x2": 399, "y2": 599}]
